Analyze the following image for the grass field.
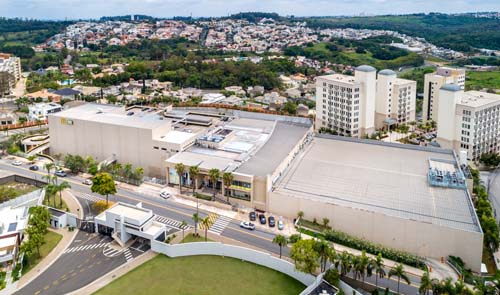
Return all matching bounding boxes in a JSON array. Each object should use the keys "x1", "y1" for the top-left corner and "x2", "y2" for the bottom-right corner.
[
  {"x1": 93, "y1": 255, "x2": 305, "y2": 295},
  {"x1": 0, "y1": 182, "x2": 37, "y2": 203},
  {"x1": 466, "y1": 71, "x2": 500, "y2": 92},
  {"x1": 22, "y1": 231, "x2": 62, "y2": 275}
]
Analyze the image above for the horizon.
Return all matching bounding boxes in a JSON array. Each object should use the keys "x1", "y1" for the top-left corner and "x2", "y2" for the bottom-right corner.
[{"x1": 3, "y1": 0, "x2": 500, "y2": 20}]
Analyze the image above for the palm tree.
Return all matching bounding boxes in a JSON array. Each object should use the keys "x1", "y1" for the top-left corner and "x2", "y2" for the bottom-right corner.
[
  {"x1": 208, "y1": 168, "x2": 220, "y2": 201},
  {"x1": 388, "y1": 263, "x2": 411, "y2": 294},
  {"x1": 336, "y1": 251, "x2": 352, "y2": 276},
  {"x1": 174, "y1": 163, "x2": 186, "y2": 194},
  {"x1": 373, "y1": 253, "x2": 386, "y2": 289},
  {"x1": 272, "y1": 234, "x2": 288, "y2": 259},
  {"x1": 189, "y1": 165, "x2": 200, "y2": 217},
  {"x1": 419, "y1": 271, "x2": 432, "y2": 295},
  {"x1": 192, "y1": 213, "x2": 200, "y2": 236},
  {"x1": 222, "y1": 172, "x2": 234, "y2": 204},
  {"x1": 44, "y1": 162, "x2": 55, "y2": 182},
  {"x1": 55, "y1": 181, "x2": 71, "y2": 208},
  {"x1": 314, "y1": 238, "x2": 332, "y2": 272},
  {"x1": 296, "y1": 211, "x2": 304, "y2": 235},
  {"x1": 201, "y1": 216, "x2": 211, "y2": 241},
  {"x1": 180, "y1": 220, "x2": 187, "y2": 240}
]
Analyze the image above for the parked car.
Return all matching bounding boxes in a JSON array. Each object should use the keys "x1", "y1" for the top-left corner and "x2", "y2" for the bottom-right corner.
[
  {"x1": 249, "y1": 211, "x2": 256, "y2": 221},
  {"x1": 268, "y1": 216, "x2": 276, "y2": 227},
  {"x1": 29, "y1": 165, "x2": 39, "y2": 171},
  {"x1": 240, "y1": 221, "x2": 255, "y2": 230},
  {"x1": 278, "y1": 220, "x2": 284, "y2": 230},
  {"x1": 259, "y1": 214, "x2": 266, "y2": 225},
  {"x1": 82, "y1": 179, "x2": 92, "y2": 185},
  {"x1": 55, "y1": 170, "x2": 67, "y2": 177},
  {"x1": 160, "y1": 190, "x2": 172, "y2": 199},
  {"x1": 11, "y1": 161, "x2": 22, "y2": 166}
]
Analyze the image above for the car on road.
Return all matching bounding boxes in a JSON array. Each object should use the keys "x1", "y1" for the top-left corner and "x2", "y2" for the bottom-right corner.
[
  {"x1": 11, "y1": 161, "x2": 22, "y2": 166},
  {"x1": 249, "y1": 211, "x2": 256, "y2": 221},
  {"x1": 259, "y1": 214, "x2": 266, "y2": 225},
  {"x1": 29, "y1": 165, "x2": 39, "y2": 171},
  {"x1": 82, "y1": 179, "x2": 92, "y2": 185},
  {"x1": 55, "y1": 170, "x2": 67, "y2": 177},
  {"x1": 268, "y1": 216, "x2": 275, "y2": 227},
  {"x1": 278, "y1": 220, "x2": 284, "y2": 230},
  {"x1": 160, "y1": 190, "x2": 172, "y2": 199},
  {"x1": 240, "y1": 221, "x2": 255, "y2": 230}
]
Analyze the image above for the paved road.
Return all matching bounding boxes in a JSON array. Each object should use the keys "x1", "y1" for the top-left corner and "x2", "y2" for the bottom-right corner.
[
  {"x1": 1, "y1": 161, "x2": 421, "y2": 294},
  {"x1": 14, "y1": 232, "x2": 145, "y2": 295}
]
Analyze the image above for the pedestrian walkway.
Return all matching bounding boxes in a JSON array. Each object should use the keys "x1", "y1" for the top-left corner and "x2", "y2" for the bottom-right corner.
[
  {"x1": 103, "y1": 245, "x2": 123, "y2": 258},
  {"x1": 63, "y1": 242, "x2": 108, "y2": 254},
  {"x1": 209, "y1": 215, "x2": 232, "y2": 235},
  {"x1": 123, "y1": 248, "x2": 133, "y2": 262},
  {"x1": 155, "y1": 215, "x2": 190, "y2": 230},
  {"x1": 74, "y1": 192, "x2": 102, "y2": 203},
  {"x1": 198, "y1": 213, "x2": 218, "y2": 230}
]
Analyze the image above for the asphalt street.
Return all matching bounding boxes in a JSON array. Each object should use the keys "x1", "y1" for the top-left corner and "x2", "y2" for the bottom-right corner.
[{"x1": 1, "y1": 160, "x2": 421, "y2": 294}]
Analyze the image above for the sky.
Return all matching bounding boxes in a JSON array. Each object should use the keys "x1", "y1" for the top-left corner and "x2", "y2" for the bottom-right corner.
[{"x1": 2, "y1": 0, "x2": 500, "y2": 19}]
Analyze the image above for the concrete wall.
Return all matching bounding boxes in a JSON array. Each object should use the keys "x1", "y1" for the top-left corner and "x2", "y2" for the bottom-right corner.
[
  {"x1": 268, "y1": 191, "x2": 483, "y2": 272},
  {"x1": 151, "y1": 240, "x2": 316, "y2": 286}
]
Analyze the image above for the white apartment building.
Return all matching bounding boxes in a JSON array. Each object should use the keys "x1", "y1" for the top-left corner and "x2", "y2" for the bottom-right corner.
[
  {"x1": 436, "y1": 85, "x2": 500, "y2": 161},
  {"x1": 315, "y1": 65, "x2": 376, "y2": 137},
  {"x1": 0, "y1": 53, "x2": 21, "y2": 96},
  {"x1": 28, "y1": 103, "x2": 62, "y2": 121},
  {"x1": 375, "y1": 69, "x2": 416, "y2": 129},
  {"x1": 316, "y1": 65, "x2": 416, "y2": 137},
  {"x1": 423, "y1": 67, "x2": 465, "y2": 122}
]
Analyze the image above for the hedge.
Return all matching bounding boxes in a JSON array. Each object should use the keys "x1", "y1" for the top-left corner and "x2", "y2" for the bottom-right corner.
[{"x1": 299, "y1": 227, "x2": 426, "y2": 270}]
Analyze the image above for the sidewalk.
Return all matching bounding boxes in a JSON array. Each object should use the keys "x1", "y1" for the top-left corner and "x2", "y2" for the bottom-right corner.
[{"x1": 63, "y1": 190, "x2": 84, "y2": 218}]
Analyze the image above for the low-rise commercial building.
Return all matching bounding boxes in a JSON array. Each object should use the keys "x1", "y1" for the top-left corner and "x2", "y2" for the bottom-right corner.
[
  {"x1": 423, "y1": 67, "x2": 465, "y2": 122},
  {"x1": 28, "y1": 102, "x2": 62, "y2": 121},
  {"x1": 436, "y1": 86, "x2": 500, "y2": 160}
]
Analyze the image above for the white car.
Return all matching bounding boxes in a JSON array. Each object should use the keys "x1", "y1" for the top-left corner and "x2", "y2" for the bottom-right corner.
[
  {"x1": 82, "y1": 179, "x2": 92, "y2": 185},
  {"x1": 240, "y1": 221, "x2": 255, "y2": 230},
  {"x1": 160, "y1": 190, "x2": 172, "y2": 199},
  {"x1": 11, "y1": 161, "x2": 22, "y2": 166},
  {"x1": 278, "y1": 220, "x2": 284, "y2": 231}
]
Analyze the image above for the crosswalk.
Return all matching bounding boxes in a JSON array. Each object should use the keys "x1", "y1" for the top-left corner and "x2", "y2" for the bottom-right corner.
[
  {"x1": 103, "y1": 245, "x2": 123, "y2": 257},
  {"x1": 64, "y1": 242, "x2": 108, "y2": 254},
  {"x1": 155, "y1": 216, "x2": 190, "y2": 230},
  {"x1": 123, "y1": 248, "x2": 133, "y2": 262},
  {"x1": 208, "y1": 215, "x2": 232, "y2": 235},
  {"x1": 75, "y1": 193, "x2": 103, "y2": 203},
  {"x1": 198, "y1": 213, "x2": 218, "y2": 230}
]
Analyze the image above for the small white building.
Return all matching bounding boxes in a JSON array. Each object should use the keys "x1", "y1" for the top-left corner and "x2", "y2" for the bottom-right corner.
[
  {"x1": 28, "y1": 102, "x2": 62, "y2": 121},
  {"x1": 201, "y1": 93, "x2": 226, "y2": 104}
]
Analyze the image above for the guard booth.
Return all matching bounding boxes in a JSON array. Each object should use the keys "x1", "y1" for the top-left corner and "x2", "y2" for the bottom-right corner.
[{"x1": 48, "y1": 207, "x2": 78, "y2": 229}]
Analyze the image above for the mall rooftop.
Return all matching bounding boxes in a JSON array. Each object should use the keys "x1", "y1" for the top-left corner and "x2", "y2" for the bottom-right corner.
[{"x1": 274, "y1": 135, "x2": 481, "y2": 233}]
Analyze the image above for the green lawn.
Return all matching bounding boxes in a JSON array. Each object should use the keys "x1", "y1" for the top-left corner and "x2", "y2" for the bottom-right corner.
[
  {"x1": 0, "y1": 182, "x2": 37, "y2": 203},
  {"x1": 42, "y1": 193, "x2": 68, "y2": 211},
  {"x1": 93, "y1": 255, "x2": 305, "y2": 295},
  {"x1": 22, "y1": 231, "x2": 63, "y2": 275},
  {"x1": 466, "y1": 71, "x2": 500, "y2": 92},
  {"x1": 181, "y1": 233, "x2": 212, "y2": 243}
]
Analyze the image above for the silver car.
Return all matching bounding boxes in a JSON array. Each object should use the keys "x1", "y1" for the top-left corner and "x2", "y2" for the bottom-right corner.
[{"x1": 240, "y1": 221, "x2": 255, "y2": 230}]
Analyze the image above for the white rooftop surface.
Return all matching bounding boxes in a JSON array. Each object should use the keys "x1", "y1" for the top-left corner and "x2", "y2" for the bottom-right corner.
[
  {"x1": 0, "y1": 236, "x2": 17, "y2": 249},
  {"x1": 50, "y1": 103, "x2": 170, "y2": 130},
  {"x1": 458, "y1": 91, "x2": 500, "y2": 108},
  {"x1": 155, "y1": 130, "x2": 196, "y2": 144},
  {"x1": 106, "y1": 204, "x2": 152, "y2": 221},
  {"x1": 274, "y1": 137, "x2": 481, "y2": 233},
  {"x1": 317, "y1": 74, "x2": 356, "y2": 84},
  {"x1": 0, "y1": 206, "x2": 28, "y2": 235},
  {"x1": 144, "y1": 222, "x2": 164, "y2": 236}
]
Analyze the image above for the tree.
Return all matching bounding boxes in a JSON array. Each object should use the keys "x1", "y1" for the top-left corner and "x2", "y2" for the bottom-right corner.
[
  {"x1": 64, "y1": 154, "x2": 86, "y2": 173},
  {"x1": 91, "y1": 172, "x2": 117, "y2": 206},
  {"x1": 297, "y1": 211, "x2": 304, "y2": 236},
  {"x1": 222, "y1": 172, "x2": 234, "y2": 203},
  {"x1": 180, "y1": 220, "x2": 187, "y2": 240},
  {"x1": 290, "y1": 239, "x2": 319, "y2": 274},
  {"x1": 201, "y1": 216, "x2": 211, "y2": 242},
  {"x1": 174, "y1": 163, "x2": 186, "y2": 194},
  {"x1": 192, "y1": 213, "x2": 200, "y2": 236},
  {"x1": 19, "y1": 239, "x2": 35, "y2": 265},
  {"x1": 314, "y1": 238, "x2": 333, "y2": 272},
  {"x1": 373, "y1": 253, "x2": 386, "y2": 289},
  {"x1": 388, "y1": 263, "x2": 411, "y2": 294},
  {"x1": 322, "y1": 218, "x2": 330, "y2": 228},
  {"x1": 208, "y1": 168, "x2": 220, "y2": 201},
  {"x1": 335, "y1": 251, "x2": 353, "y2": 276},
  {"x1": 189, "y1": 165, "x2": 200, "y2": 217},
  {"x1": 480, "y1": 152, "x2": 500, "y2": 168},
  {"x1": 54, "y1": 181, "x2": 71, "y2": 208},
  {"x1": 352, "y1": 250, "x2": 372, "y2": 285},
  {"x1": 92, "y1": 200, "x2": 111, "y2": 214},
  {"x1": 272, "y1": 234, "x2": 288, "y2": 259},
  {"x1": 419, "y1": 271, "x2": 432, "y2": 295}
]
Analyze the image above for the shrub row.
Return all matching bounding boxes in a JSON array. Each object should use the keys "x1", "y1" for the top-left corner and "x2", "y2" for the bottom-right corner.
[{"x1": 298, "y1": 227, "x2": 426, "y2": 270}]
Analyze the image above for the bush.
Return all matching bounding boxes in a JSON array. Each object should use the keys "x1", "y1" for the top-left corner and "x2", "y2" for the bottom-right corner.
[
  {"x1": 323, "y1": 268, "x2": 340, "y2": 287},
  {"x1": 288, "y1": 234, "x2": 302, "y2": 244},
  {"x1": 92, "y1": 200, "x2": 113, "y2": 214}
]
